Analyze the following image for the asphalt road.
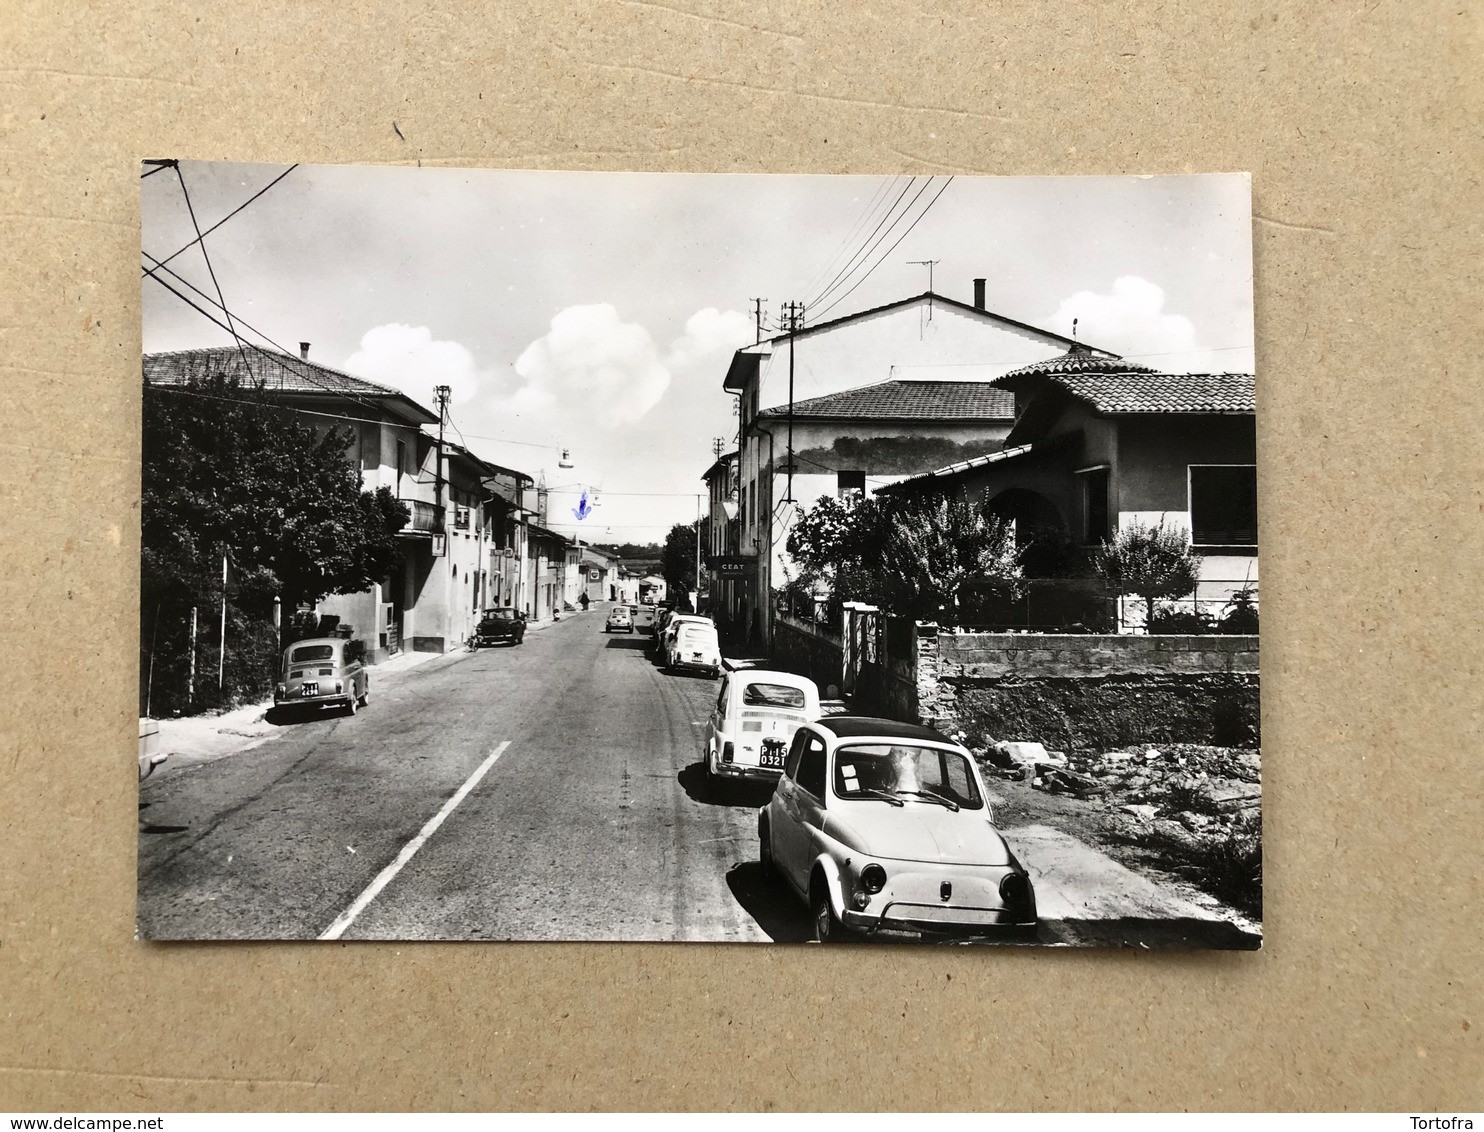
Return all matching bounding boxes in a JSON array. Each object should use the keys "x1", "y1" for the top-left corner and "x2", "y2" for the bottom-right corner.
[
  {"x1": 138, "y1": 611, "x2": 803, "y2": 942},
  {"x1": 138, "y1": 607, "x2": 1258, "y2": 948}
]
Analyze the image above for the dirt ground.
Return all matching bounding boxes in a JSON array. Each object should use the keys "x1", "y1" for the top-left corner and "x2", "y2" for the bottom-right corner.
[{"x1": 979, "y1": 742, "x2": 1263, "y2": 931}]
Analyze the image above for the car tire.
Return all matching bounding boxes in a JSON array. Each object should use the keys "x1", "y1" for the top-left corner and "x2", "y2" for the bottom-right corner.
[{"x1": 811, "y1": 876, "x2": 853, "y2": 944}]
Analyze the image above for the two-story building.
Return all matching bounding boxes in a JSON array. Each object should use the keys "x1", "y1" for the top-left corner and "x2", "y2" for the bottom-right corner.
[
  {"x1": 720, "y1": 284, "x2": 1117, "y2": 649},
  {"x1": 143, "y1": 345, "x2": 541, "y2": 659},
  {"x1": 701, "y1": 450, "x2": 741, "y2": 631},
  {"x1": 877, "y1": 346, "x2": 1257, "y2": 628}
]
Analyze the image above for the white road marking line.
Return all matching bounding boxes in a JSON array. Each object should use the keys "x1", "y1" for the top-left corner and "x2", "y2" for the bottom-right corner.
[{"x1": 319, "y1": 740, "x2": 512, "y2": 941}]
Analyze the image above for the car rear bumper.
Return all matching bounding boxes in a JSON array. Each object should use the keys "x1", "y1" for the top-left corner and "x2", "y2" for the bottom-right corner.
[
  {"x1": 842, "y1": 903, "x2": 1037, "y2": 938},
  {"x1": 275, "y1": 691, "x2": 352, "y2": 708},
  {"x1": 712, "y1": 761, "x2": 783, "y2": 781}
]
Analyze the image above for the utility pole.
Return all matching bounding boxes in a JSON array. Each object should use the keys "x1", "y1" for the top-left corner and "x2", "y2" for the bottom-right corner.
[
  {"x1": 695, "y1": 493, "x2": 702, "y2": 612},
  {"x1": 750, "y1": 297, "x2": 767, "y2": 344},
  {"x1": 778, "y1": 300, "x2": 806, "y2": 502}
]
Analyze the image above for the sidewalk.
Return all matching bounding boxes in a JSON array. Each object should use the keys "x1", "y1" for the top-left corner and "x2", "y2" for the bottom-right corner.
[{"x1": 148, "y1": 644, "x2": 460, "y2": 771}]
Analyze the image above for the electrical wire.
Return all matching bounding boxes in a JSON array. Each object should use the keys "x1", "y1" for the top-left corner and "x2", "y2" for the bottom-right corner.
[
  {"x1": 805, "y1": 176, "x2": 923, "y2": 311},
  {"x1": 175, "y1": 164, "x2": 253, "y2": 381},
  {"x1": 810, "y1": 176, "x2": 955, "y2": 323},
  {"x1": 150, "y1": 164, "x2": 299, "y2": 273},
  {"x1": 142, "y1": 252, "x2": 388, "y2": 416},
  {"x1": 796, "y1": 175, "x2": 901, "y2": 307}
]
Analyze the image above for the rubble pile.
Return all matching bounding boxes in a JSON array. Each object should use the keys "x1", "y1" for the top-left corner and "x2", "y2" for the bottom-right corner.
[
  {"x1": 975, "y1": 739, "x2": 1261, "y2": 839},
  {"x1": 971, "y1": 736, "x2": 1263, "y2": 918}
]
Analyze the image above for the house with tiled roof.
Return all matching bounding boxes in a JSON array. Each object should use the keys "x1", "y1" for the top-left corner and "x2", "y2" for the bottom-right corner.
[
  {"x1": 877, "y1": 345, "x2": 1258, "y2": 629},
  {"x1": 144, "y1": 345, "x2": 537, "y2": 658},
  {"x1": 720, "y1": 281, "x2": 1117, "y2": 649}
]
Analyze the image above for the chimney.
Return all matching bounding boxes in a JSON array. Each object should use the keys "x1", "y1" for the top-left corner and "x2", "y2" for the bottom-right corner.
[
  {"x1": 299, "y1": 341, "x2": 310, "y2": 361},
  {"x1": 972, "y1": 279, "x2": 986, "y2": 310}
]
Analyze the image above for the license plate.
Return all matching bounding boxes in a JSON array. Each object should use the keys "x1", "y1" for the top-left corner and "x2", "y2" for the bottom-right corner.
[
  {"x1": 760, "y1": 746, "x2": 786, "y2": 770},
  {"x1": 301, "y1": 683, "x2": 318, "y2": 697}
]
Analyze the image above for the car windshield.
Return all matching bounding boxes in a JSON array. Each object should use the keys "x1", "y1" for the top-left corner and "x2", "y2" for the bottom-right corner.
[
  {"x1": 485, "y1": 608, "x2": 517, "y2": 618},
  {"x1": 290, "y1": 644, "x2": 335, "y2": 663},
  {"x1": 832, "y1": 743, "x2": 983, "y2": 809},
  {"x1": 741, "y1": 682, "x2": 807, "y2": 709}
]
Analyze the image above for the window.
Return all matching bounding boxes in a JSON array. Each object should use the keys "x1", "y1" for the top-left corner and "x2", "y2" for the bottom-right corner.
[
  {"x1": 1080, "y1": 466, "x2": 1110, "y2": 543},
  {"x1": 796, "y1": 733, "x2": 828, "y2": 800},
  {"x1": 396, "y1": 440, "x2": 407, "y2": 492},
  {"x1": 741, "y1": 682, "x2": 807, "y2": 709},
  {"x1": 831, "y1": 744, "x2": 984, "y2": 809},
  {"x1": 715, "y1": 678, "x2": 729, "y2": 714},
  {"x1": 1190, "y1": 465, "x2": 1258, "y2": 546},
  {"x1": 837, "y1": 470, "x2": 866, "y2": 499}
]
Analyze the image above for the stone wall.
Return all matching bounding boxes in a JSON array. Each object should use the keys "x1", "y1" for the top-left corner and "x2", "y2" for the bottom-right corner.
[
  {"x1": 771, "y1": 614, "x2": 843, "y2": 694},
  {"x1": 929, "y1": 632, "x2": 1260, "y2": 751}
]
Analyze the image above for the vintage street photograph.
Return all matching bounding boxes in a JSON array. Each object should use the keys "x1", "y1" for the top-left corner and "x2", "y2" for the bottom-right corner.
[{"x1": 137, "y1": 164, "x2": 1259, "y2": 947}]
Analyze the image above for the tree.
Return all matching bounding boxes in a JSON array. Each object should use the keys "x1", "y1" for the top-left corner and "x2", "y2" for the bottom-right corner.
[
  {"x1": 877, "y1": 491, "x2": 1021, "y2": 622},
  {"x1": 1093, "y1": 519, "x2": 1203, "y2": 631},
  {"x1": 659, "y1": 520, "x2": 702, "y2": 604},
  {"x1": 786, "y1": 490, "x2": 1021, "y2": 624},
  {"x1": 141, "y1": 359, "x2": 410, "y2": 615}
]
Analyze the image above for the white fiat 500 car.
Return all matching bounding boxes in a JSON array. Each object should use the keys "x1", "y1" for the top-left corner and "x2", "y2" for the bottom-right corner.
[
  {"x1": 668, "y1": 621, "x2": 721, "y2": 677},
  {"x1": 759, "y1": 716, "x2": 1038, "y2": 943},
  {"x1": 703, "y1": 670, "x2": 821, "y2": 788}
]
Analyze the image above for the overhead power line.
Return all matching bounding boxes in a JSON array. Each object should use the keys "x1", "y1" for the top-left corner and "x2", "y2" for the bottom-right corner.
[
  {"x1": 142, "y1": 252, "x2": 387, "y2": 417},
  {"x1": 174, "y1": 165, "x2": 253, "y2": 381},
  {"x1": 810, "y1": 176, "x2": 956, "y2": 323},
  {"x1": 797, "y1": 175, "x2": 901, "y2": 305},
  {"x1": 805, "y1": 176, "x2": 922, "y2": 311},
  {"x1": 150, "y1": 164, "x2": 299, "y2": 273}
]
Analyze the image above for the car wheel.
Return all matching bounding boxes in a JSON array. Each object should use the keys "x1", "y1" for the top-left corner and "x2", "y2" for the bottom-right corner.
[{"x1": 811, "y1": 876, "x2": 852, "y2": 944}]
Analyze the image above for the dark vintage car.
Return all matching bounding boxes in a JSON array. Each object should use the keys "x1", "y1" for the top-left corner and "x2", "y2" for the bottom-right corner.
[
  {"x1": 473, "y1": 606, "x2": 526, "y2": 647},
  {"x1": 274, "y1": 637, "x2": 369, "y2": 715}
]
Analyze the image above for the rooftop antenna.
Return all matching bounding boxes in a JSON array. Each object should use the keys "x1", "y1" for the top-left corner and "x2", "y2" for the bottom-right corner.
[{"x1": 908, "y1": 259, "x2": 939, "y2": 321}]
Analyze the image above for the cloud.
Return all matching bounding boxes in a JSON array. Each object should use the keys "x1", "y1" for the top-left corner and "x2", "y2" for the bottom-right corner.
[
  {"x1": 664, "y1": 307, "x2": 754, "y2": 373},
  {"x1": 512, "y1": 304, "x2": 671, "y2": 426},
  {"x1": 1049, "y1": 277, "x2": 1221, "y2": 372},
  {"x1": 343, "y1": 324, "x2": 484, "y2": 410}
]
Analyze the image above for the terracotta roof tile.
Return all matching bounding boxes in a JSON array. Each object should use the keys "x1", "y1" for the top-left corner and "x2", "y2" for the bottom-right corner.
[
  {"x1": 756, "y1": 379, "x2": 1015, "y2": 421},
  {"x1": 1049, "y1": 372, "x2": 1256, "y2": 414},
  {"x1": 144, "y1": 346, "x2": 422, "y2": 403}
]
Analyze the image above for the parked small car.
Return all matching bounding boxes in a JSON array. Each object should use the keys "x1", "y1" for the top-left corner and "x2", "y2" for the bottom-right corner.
[
  {"x1": 668, "y1": 621, "x2": 721, "y2": 677},
  {"x1": 605, "y1": 605, "x2": 634, "y2": 633},
  {"x1": 759, "y1": 716, "x2": 1038, "y2": 943},
  {"x1": 658, "y1": 614, "x2": 711, "y2": 661},
  {"x1": 703, "y1": 669, "x2": 821, "y2": 787},
  {"x1": 473, "y1": 607, "x2": 526, "y2": 647},
  {"x1": 275, "y1": 637, "x2": 369, "y2": 715}
]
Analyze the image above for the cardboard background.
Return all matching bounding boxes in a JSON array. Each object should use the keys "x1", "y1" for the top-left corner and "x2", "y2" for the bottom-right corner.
[{"x1": 1, "y1": 0, "x2": 1480, "y2": 1112}]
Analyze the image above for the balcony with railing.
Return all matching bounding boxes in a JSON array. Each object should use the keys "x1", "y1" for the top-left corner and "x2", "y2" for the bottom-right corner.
[{"x1": 398, "y1": 498, "x2": 445, "y2": 537}]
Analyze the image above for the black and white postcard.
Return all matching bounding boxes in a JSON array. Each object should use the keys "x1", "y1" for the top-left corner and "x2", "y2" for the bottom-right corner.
[{"x1": 138, "y1": 164, "x2": 1259, "y2": 947}]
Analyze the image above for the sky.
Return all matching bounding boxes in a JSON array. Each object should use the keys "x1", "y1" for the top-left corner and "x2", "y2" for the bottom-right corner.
[{"x1": 141, "y1": 164, "x2": 1253, "y2": 543}]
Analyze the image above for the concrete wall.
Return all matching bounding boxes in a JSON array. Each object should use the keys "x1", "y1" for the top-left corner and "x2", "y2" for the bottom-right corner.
[
  {"x1": 770, "y1": 614, "x2": 843, "y2": 695},
  {"x1": 936, "y1": 632, "x2": 1258, "y2": 679},
  {"x1": 926, "y1": 632, "x2": 1261, "y2": 751}
]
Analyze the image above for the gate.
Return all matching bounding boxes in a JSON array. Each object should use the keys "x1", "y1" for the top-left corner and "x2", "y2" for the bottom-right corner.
[{"x1": 841, "y1": 602, "x2": 880, "y2": 696}]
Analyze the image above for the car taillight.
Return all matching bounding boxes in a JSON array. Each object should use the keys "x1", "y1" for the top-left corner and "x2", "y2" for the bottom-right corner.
[
  {"x1": 860, "y1": 864, "x2": 887, "y2": 894},
  {"x1": 722, "y1": 742, "x2": 734, "y2": 763},
  {"x1": 999, "y1": 872, "x2": 1034, "y2": 917}
]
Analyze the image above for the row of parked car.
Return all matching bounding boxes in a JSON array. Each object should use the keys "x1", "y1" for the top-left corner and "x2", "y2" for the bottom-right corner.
[
  {"x1": 702, "y1": 663, "x2": 1040, "y2": 943},
  {"x1": 605, "y1": 601, "x2": 722, "y2": 678}
]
